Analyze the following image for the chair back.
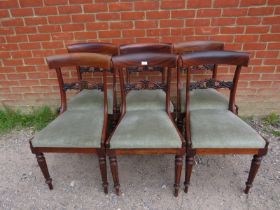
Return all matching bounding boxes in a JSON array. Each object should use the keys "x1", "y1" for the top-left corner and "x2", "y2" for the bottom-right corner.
[
  {"x1": 46, "y1": 53, "x2": 112, "y2": 114},
  {"x1": 180, "y1": 50, "x2": 249, "y2": 142},
  {"x1": 112, "y1": 53, "x2": 177, "y2": 115}
]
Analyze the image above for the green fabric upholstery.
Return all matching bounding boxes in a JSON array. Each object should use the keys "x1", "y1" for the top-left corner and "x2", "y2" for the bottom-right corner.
[
  {"x1": 180, "y1": 88, "x2": 228, "y2": 112},
  {"x1": 110, "y1": 110, "x2": 181, "y2": 149},
  {"x1": 126, "y1": 90, "x2": 174, "y2": 112},
  {"x1": 32, "y1": 110, "x2": 104, "y2": 148},
  {"x1": 190, "y1": 109, "x2": 266, "y2": 149},
  {"x1": 68, "y1": 89, "x2": 113, "y2": 114}
]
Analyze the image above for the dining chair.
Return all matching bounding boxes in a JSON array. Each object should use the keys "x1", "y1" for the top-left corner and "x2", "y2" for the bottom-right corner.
[
  {"x1": 107, "y1": 53, "x2": 185, "y2": 197},
  {"x1": 67, "y1": 42, "x2": 119, "y2": 124},
  {"x1": 119, "y1": 43, "x2": 174, "y2": 112},
  {"x1": 173, "y1": 41, "x2": 231, "y2": 130},
  {"x1": 181, "y1": 50, "x2": 268, "y2": 194},
  {"x1": 29, "y1": 53, "x2": 112, "y2": 194}
]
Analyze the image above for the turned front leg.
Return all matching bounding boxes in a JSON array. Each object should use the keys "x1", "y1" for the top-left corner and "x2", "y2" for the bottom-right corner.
[{"x1": 36, "y1": 153, "x2": 53, "y2": 190}]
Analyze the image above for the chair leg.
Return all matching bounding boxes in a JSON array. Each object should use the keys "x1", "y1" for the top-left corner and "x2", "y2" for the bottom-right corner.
[
  {"x1": 184, "y1": 155, "x2": 194, "y2": 193},
  {"x1": 177, "y1": 115, "x2": 183, "y2": 133},
  {"x1": 98, "y1": 155, "x2": 108, "y2": 194},
  {"x1": 244, "y1": 154, "x2": 263, "y2": 194},
  {"x1": 35, "y1": 153, "x2": 53, "y2": 190},
  {"x1": 109, "y1": 156, "x2": 120, "y2": 195},
  {"x1": 174, "y1": 155, "x2": 183, "y2": 197}
]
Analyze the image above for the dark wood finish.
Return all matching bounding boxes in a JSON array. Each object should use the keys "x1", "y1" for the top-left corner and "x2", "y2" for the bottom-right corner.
[
  {"x1": 181, "y1": 50, "x2": 269, "y2": 194},
  {"x1": 107, "y1": 53, "x2": 185, "y2": 197},
  {"x1": 120, "y1": 43, "x2": 172, "y2": 55},
  {"x1": 109, "y1": 156, "x2": 120, "y2": 195},
  {"x1": 30, "y1": 53, "x2": 111, "y2": 194}
]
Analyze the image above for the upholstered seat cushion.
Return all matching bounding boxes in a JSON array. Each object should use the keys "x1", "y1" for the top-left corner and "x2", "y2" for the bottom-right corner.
[
  {"x1": 68, "y1": 89, "x2": 113, "y2": 114},
  {"x1": 110, "y1": 110, "x2": 181, "y2": 149},
  {"x1": 31, "y1": 110, "x2": 104, "y2": 148},
  {"x1": 180, "y1": 88, "x2": 228, "y2": 112},
  {"x1": 126, "y1": 89, "x2": 174, "y2": 112},
  {"x1": 190, "y1": 109, "x2": 266, "y2": 149}
]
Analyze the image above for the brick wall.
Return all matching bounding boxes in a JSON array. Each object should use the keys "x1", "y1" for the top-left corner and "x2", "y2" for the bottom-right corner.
[{"x1": 0, "y1": 0, "x2": 280, "y2": 115}]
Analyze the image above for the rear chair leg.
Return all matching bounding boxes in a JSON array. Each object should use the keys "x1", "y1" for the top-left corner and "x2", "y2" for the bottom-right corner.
[
  {"x1": 109, "y1": 156, "x2": 120, "y2": 195},
  {"x1": 35, "y1": 153, "x2": 53, "y2": 190},
  {"x1": 174, "y1": 155, "x2": 183, "y2": 197},
  {"x1": 244, "y1": 155, "x2": 263, "y2": 194},
  {"x1": 184, "y1": 155, "x2": 194, "y2": 193},
  {"x1": 98, "y1": 155, "x2": 109, "y2": 194}
]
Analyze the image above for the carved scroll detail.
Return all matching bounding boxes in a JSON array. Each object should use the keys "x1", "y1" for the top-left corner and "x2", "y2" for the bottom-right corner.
[
  {"x1": 64, "y1": 80, "x2": 104, "y2": 91},
  {"x1": 125, "y1": 80, "x2": 166, "y2": 92},
  {"x1": 79, "y1": 66, "x2": 112, "y2": 73},
  {"x1": 127, "y1": 66, "x2": 164, "y2": 73},
  {"x1": 182, "y1": 64, "x2": 215, "y2": 72},
  {"x1": 190, "y1": 78, "x2": 233, "y2": 90}
]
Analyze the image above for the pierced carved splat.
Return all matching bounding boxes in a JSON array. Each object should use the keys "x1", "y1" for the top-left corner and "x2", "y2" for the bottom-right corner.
[
  {"x1": 124, "y1": 80, "x2": 167, "y2": 92},
  {"x1": 127, "y1": 66, "x2": 165, "y2": 73},
  {"x1": 182, "y1": 64, "x2": 215, "y2": 72},
  {"x1": 190, "y1": 78, "x2": 233, "y2": 90},
  {"x1": 79, "y1": 66, "x2": 112, "y2": 73},
  {"x1": 63, "y1": 80, "x2": 104, "y2": 91}
]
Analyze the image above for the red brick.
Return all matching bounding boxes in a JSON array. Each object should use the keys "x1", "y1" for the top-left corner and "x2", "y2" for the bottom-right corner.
[
  {"x1": 222, "y1": 8, "x2": 248, "y2": 16},
  {"x1": 235, "y1": 35, "x2": 259, "y2": 42},
  {"x1": 171, "y1": 10, "x2": 195, "y2": 18},
  {"x1": 248, "y1": 7, "x2": 274, "y2": 16},
  {"x1": 209, "y1": 35, "x2": 234, "y2": 42},
  {"x1": 121, "y1": 12, "x2": 145, "y2": 20},
  {"x1": 34, "y1": 7, "x2": 58, "y2": 16},
  {"x1": 58, "y1": 5, "x2": 82, "y2": 14},
  {"x1": 41, "y1": 42, "x2": 64, "y2": 49},
  {"x1": 32, "y1": 50, "x2": 54, "y2": 57},
  {"x1": 122, "y1": 29, "x2": 145, "y2": 38},
  {"x1": 267, "y1": 43, "x2": 280, "y2": 49},
  {"x1": 268, "y1": 0, "x2": 280, "y2": 5},
  {"x1": 2, "y1": 18, "x2": 24, "y2": 27},
  {"x1": 25, "y1": 17, "x2": 47, "y2": 25},
  {"x1": 16, "y1": 66, "x2": 37, "y2": 72},
  {"x1": 19, "y1": 0, "x2": 43, "y2": 7},
  {"x1": 11, "y1": 8, "x2": 33, "y2": 17},
  {"x1": 69, "y1": 0, "x2": 92, "y2": 3},
  {"x1": 7, "y1": 73, "x2": 27, "y2": 80},
  {"x1": 240, "y1": 0, "x2": 266, "y2": 6},
  {"x1": 74, "y1": 32, "x2": 97, "y2": 40},
  {"x1": 19, "y1": 43, "x2": 41, "y2": 50},
  {"x1": 161, "y1": 1, "x2": 185, "y2": 9},
  {"x1": 83, "y1": 4, "x2": 108, "y2": 12},
  {"x1": 264, "y1": 59, "x2": 280, "y2": 65},
  {"x1": 38, "y1": 25, "x2": 61, "y2": 33},
  {"x1": 0, "y1": 10, "x2": 10, "y2": 18},
  {"x1": 212, "y1": 18, "x2": 236, "y2": 26},
  {"x1": 45, "y1": 0, "x2": 67, "y2": 5},
  {"x1": 0, "y1": 52, "x2": 11, "y2": 59},
  {"x1": 6, "y1": 35, "x2": 28, "y2": 43},
  {"x1": 15, "y1": 26, "x2": 37, "y2": 34},
  {"x1": 0, "y1": 0, "x2": 19, "y2": 8},
  {"x1": 111, "y1": 22, "x2": 133, "y2": 29},
  {"x1": 28, "y1": 72, "x2": 48, "y2": 79},
  {"x1": 160, "y1": 20, "x2": 184, "y2": 28},
  {"x1": 186, "y1": 19, "x2": 210, "y2": 26},
  {"x1": 261, "y1": 34, "x2": 280, "y2": 42},
  {"x1": 237, "y1": 17, "x2": 261, "y2": 25},
  {"x1": 98, "y1": 30, "x2": 121, "y2": 38},
  {"x1": 147, "y1": 29, "x2": 170, "y2": 36},
  {"x1": 48, "y1": 16, "x2": 71, "y2": 24},
  {"x1": 215, "y1": 0, "x2": 239, "y2": 7},
  {"x1": 220, "y1": 26, "x2": 244, "y2": 34},
  {"x1": 96, "y1": 13, "x2": 121, "y2": 20},
  {"x1": 271, "y1": 25, "x2": 280, "y2": 33},
  {"x1": 134, "y1": 1, "x2": 159, "y2": 10},
  {"x1": 109, "y1": 3, "x2": 133, "y2": 11},
  {"x1": 246, "y1": 26, "x2": 270, "y2": 34},
  {"x1": 0, "y1": 43, "x2": 18, "y2": 51},
  {"x1": 24, "y1": 58, "x2": 45, "y2": 65},
  {"x1": 263, "y1": 16, "x2": 280, "y2": 25},
  {"x1": 262, "y1": 74, "x2": 280, "y2": 80},
  {"x1": 135, "y1": 21, "x2": 158, "y2": 29},
  {"x1": 197, "y1": 9, "x2": 221, "y2": 17},
  {"x1": 243, "y1": 43, "x2": 266, "y2": 50},
  {"x1": 172, "y1": 28, "x2": 195, "y2": 36},
  {"x1": 62, "y1": 24, "x2": 84, "y2": 32},
  {"x1": 11, "y1": 51, "x2": 32, "y2": 58},
  {"x1": 256, "y1": 51, "x2": 279, "y2": 58},
  {"x1": 253, "y1": 66, "x2": 275, "y2": 73},
  {"x1": 188, "y1": 0, "x2": 212, "y2": 8},
  {"x1": 0, "y1": 28, "x2": 14, "y2": 35},
  {"x1": 72, "y1": 14, "x2": 95, "y2": 23},
  {"x1": 86, "y1": 22, "x2": 109, "y2": 31},
  {"x1": 146, "y1": 11, "x2": 170, "y2": 19},
  {"x1": 29, "y1": 34, "x2": 51, "y2": 42},
  {"x1": 52, "y1": 33, "x2": 74, "y2": 40}
]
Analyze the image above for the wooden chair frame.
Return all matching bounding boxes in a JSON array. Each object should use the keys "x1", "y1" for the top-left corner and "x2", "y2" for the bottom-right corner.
[
  {"x1": 106, "y1": 53, "x2": 185, "y2": 197},
  {"x1": 180, "y1": 51, "x2": 269, "y2": 194},
  {"x1": 29, "y1": 53, "x2": 111, "y2": 193}
]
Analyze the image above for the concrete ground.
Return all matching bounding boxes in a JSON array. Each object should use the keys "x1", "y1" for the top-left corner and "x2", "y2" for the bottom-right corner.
[{"x1": 0, "y1": 128, "x2": 279, "y2": 210}]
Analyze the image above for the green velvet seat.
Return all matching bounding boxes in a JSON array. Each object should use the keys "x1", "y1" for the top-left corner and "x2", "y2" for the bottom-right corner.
[
  {"x1": 110, "y1": 110, "x2": 181, "y2": 149},
  {"x1": 32, "y1": 110, "x2": 104, "y2": 148},
  {"x1": 126, "y1": 89, "x2": 174, "y2": 112},
  {"x1": 190, "y1": 109, "x2": 266, "y2": 149},
  {"x1": 68, "y1": 89, "x2": 113, "y2": 114},
  {"x1": 180, "y1": 88, "x2": 228, "y2": 112}
]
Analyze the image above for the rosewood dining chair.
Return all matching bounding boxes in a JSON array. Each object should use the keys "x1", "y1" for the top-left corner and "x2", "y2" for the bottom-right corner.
[
  {"x1": 29, "y1": 53, "x2": 112, "y2": 194},
  {"x1": 173, "y1": 41, "x2": 231, "y2": 130},
  {"x1": 107, "y1": 53, "x2": 185, "y2": 197},
  {"x1": 118, "y1": 43, "x2": 174, "y2": 113},
  {"x1": 66, "y1": 43, "x2": 119, "y2": 124},
  {"x1": 181, "y1": 51, "x2": 268, "y2": 194}
]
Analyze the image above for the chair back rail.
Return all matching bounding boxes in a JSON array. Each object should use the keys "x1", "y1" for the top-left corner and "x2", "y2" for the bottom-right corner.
[
  {"x1": 180, "y1": 50, "x2": 249, "y2": 147},
  {"x1": 112, "y1": 53, "x2": 177, "y2": 116}
]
